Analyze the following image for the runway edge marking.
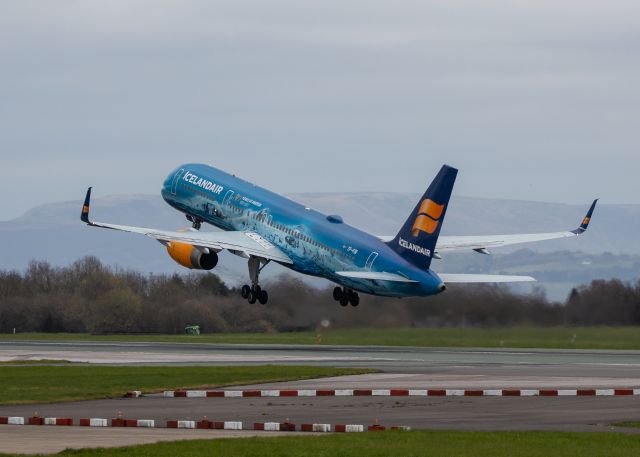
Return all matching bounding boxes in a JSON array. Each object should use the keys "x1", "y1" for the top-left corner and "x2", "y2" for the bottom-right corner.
[
  {"x1": 158, "y1": 388, "x2": 640, "y2": 398},
  {"x1": 0, "y1": 416, "x2": 411, "y2": 433}
]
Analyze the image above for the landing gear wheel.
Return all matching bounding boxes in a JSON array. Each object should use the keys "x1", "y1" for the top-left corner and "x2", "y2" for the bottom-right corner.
[
  {"x1": 334, "y1": 286, "x2": 358, "y2": 307},
  {"x1": 245, "y1": 256, "x2": 271, "y2": 304},
  {"x1": 333, "y1": 287, "x2": 342, "y2": 301},
  {"x1": 241, "y1": 285, "x2": 251, "y2": 299}
]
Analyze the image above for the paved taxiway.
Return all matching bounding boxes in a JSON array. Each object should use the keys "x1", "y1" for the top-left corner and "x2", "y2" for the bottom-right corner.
[
  {"x1": 1, "y1": 377, "x2": 639, "y2": 434},
  {"x1": 0, "y1": 425, "x2": 310, "y2": 454}
]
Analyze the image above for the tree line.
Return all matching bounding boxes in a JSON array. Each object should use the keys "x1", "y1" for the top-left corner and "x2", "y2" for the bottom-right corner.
[{"x1": 0, "y1": 257, "x2": 638, "y2": 334}]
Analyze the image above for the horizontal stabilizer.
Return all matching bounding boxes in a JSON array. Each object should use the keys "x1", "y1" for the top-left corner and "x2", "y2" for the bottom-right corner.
[
  {"x1": 335, "y1": 271, "x2": 418, "y2": 283},
  {"x1": 439, "y1": 273, "x2": 536, "y2": 283}
]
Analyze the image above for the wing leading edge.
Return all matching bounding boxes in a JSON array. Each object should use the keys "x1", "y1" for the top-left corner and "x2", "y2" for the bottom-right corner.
[{"x1": 80, "y1": 188, "x2": 292, "y2": 264}]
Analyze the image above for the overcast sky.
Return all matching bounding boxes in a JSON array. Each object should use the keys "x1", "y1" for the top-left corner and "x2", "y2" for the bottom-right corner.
[{"x1": 0, "y1": 1, "x2": 638, "y2": 220}]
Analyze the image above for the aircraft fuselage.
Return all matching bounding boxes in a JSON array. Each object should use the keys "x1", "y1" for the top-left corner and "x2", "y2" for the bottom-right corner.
[{"x1": 161, "y1": 163, "x2": 444, "y2": 297}]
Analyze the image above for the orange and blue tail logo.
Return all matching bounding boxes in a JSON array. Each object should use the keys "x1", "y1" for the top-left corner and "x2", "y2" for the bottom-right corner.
[
  {"x1": 387, "y1": 164, "x2": 457, "y2": 270},
  {"x1": 411, "y1": 199, "x2": 445, "y2": 237}
]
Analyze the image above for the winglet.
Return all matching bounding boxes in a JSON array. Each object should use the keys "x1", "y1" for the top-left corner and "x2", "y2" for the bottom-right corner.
[
  {"x1": 80, "y1": 187, "x2": 92, "y2": 223},
  {"x1": 571, "y1": 199, "x2": 598, "y2": 235}
]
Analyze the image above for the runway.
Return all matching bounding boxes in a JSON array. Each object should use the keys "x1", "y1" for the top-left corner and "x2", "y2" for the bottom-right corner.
[
  {"x1": 2, "y1": 340, "x2": 640, "y2": 379},
  {"x1": 2, "y1": 340, "x2": 640, "y2": 453}
]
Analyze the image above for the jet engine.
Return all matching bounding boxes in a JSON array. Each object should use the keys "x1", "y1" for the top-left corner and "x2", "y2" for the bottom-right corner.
[{"x1": 167, "y1": 242, "x2": 218, "y2": 270}]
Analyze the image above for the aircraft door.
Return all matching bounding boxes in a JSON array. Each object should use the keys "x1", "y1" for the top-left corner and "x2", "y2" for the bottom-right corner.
[
  {"x1": 223, "y1": 190, "x2": 235, "y2": 207},
  {"x1": 365, "y1": 252, "x2": 378, "y2": 270},
  {"x1": 171, "y1": 168, "x2": 185, "y2": 195}
]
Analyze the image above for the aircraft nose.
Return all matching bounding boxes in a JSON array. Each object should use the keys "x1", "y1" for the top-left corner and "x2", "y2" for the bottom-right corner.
[
  {"x1": 161, "y1": 176, "x2": 171, "y2": 193},
  {"x1": 161, "y1": 171, "x2": 177, "y2": 198}
]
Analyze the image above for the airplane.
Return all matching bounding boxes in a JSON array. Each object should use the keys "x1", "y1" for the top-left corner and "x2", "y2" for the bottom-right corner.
[{"x1": 81, "y1": 164, "x2": 598, "y2": 306}]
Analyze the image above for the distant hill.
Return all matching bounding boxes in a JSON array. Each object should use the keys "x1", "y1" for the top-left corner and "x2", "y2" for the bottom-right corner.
[{"x1": 0, "y1": 193, "x2": 637, "y2": 300}]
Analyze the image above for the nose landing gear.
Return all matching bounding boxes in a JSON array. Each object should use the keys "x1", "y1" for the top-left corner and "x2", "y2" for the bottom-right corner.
[
  {"x1": 333, "y1": 287, "x2": 359, "y2": 307},
  {"x1": 186, "y1": 214, "x2": 203, "y2": 230}
]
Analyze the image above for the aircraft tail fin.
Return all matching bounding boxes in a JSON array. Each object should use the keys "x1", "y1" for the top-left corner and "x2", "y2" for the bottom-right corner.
[{"x1": 387, "y1": 165, "x2": 457, "y2": 270}]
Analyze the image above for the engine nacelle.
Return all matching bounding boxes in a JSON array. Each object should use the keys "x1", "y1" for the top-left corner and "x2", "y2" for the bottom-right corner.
[{"x1": 167, "y1": 242, "x2": 218, "y2": 270}]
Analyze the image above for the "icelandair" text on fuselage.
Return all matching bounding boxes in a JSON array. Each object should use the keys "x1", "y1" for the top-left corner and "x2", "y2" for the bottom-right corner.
[
  {"x1": 398, "y1": 237, "x2": 431, "y2": 257},
  {"x1": 183, "y1": 172, "x2": 224, "y2": 194}
]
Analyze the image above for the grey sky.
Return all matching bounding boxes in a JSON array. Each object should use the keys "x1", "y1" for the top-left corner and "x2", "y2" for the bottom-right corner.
[{"x1": 1, "y1": 0, "x2": 638, "y2": 220}]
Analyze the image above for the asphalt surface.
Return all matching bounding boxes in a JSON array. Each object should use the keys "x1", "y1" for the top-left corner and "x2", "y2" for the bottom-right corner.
[
  {"x1": 2, "y1": 340, "x2": 640, "y2": 453},
  {"x1": 2, "y1": 340, "x2": 640, "y2": 379},
  {"x1": 0, "y1": 425, "x2": 308, "y2": 454},
  {"x1": 1, "y1": 389, "x2": 639, "y2": 435}
]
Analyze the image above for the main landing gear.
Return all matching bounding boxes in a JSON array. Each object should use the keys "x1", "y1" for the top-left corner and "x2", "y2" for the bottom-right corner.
[
  {"x1": 240, "y1": 256, "x2": 270, "y2": 305},
  {"x1": 333, "y1": 287, "x2": 359, "y2": 307}
]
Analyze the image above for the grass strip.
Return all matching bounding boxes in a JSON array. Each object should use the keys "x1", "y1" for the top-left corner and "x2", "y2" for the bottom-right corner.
[
  {"x1": 0, "y1": 360, "x2": 74, "y2": 365},
  {"x1": 613, "y1": 421, "x2": 640, "y2": 428},
  {"x1": 2, "y1": 326, "x2": 640, "y2": 349},
  {"x1": 2, "y1": 430, "x2": 640, "y2": 457},
  {"x1": 0, "y1": 365, "x2": 374, "y2": 405}
]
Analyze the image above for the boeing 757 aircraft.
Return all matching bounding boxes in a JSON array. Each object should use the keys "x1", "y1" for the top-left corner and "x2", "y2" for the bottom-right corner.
[{"x1": 81, "y1": 164, "x2": 597, "y2": 306}]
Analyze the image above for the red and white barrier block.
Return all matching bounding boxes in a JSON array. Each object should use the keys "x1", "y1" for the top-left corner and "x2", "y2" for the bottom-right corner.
[
  {"x1": 300, "y1": 423, "x2": 332, "y2": 432},
  {"x1": 46, "y1": 418, "x2": 72, "y2": 426},
  {"x1": 253, "y1": 422, "x2": 296, "y2": 431},
  {"x1": 0, "y1": 417, "x2": 25, "y2": 425},
  {"x1": 40, "y1": 417, "x2": 73, "y2": 426},
  {"x1": 1, "y1": 415, "x2": 410, "y2": 433},
  {"x1": 162, "y1": 387, "x2": 640, "y2": 398},
  {"x1": 79, "y1": 418, "x2": 109, "y2": 427},
  {"x1": 252, "y1": 422, "x2": 397, "y2": 432},
  {"x1": 110, "y1": 418, "x2": 155, "y2": 428},
  {"x1": 335, "y1": 424, "x2": 365, "y2": 433},
  {"x1": 26, "y1": 417, "x2": 73, "y2": 426},
  {"x1": 166, "y1": 420, "x2": 243, "y2": 430}
]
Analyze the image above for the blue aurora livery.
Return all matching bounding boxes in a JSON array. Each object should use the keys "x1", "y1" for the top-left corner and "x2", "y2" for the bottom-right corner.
[{"x1": 81, "y1": 164, "x2": 597, "y2": 306}]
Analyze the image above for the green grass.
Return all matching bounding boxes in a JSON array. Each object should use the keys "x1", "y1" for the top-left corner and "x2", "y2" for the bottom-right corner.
[
  {"x1": 0, "y1": 365, "x2": 373, "y2": 405},
  {"x1": 3, "y1": 430, "x2": 640, "y2": 457},
  {"x1": 0, "y1": 359, "x2": 73, "y2": 365},
  {"x1": 3, "y1": 326, "x2": 640, "y2": 349},
  {"x1": 613, "y1": 421, "x2": 640, "y2": 429}
]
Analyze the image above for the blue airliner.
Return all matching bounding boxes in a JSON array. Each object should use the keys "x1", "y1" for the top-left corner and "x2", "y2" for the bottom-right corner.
[{"x1": 81, "y1": 164, "x2": 597, "y2": 305}]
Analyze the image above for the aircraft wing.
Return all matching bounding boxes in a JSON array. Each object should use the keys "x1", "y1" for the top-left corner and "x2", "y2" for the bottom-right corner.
[
  {"x1": 379, "y1": 199, "x2": 598, "y2": 255},
  {"x1": 80, "y1": 188, "x2": 292, "y2": 264},
  {"x1": 438, "y1": 273, "x2": 535, "y2": 283},
  {"x1": 335, "y1": 271, "x2": 535, "y2": 284},
  {"x1": 335, "y1": 271, "x2": 418, "y2": 283}
]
